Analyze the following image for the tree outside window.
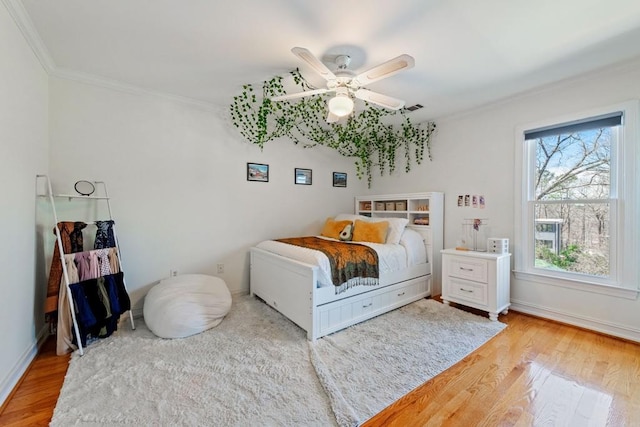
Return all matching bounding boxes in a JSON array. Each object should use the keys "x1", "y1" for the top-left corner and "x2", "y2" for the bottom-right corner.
[{"x1": 526, "y1": 117, "x2": 617, "y2": 278}]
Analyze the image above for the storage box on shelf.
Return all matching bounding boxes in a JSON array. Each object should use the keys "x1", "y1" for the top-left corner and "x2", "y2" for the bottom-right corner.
[
  {"x1": 355, "y1": 192, "x2": 444, "y2": 294},
  {"x1": 359, "y1": 201, "x2": 372, "y2": 211}
]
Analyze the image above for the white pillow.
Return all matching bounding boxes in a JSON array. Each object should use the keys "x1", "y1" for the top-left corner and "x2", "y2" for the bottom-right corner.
[
  {"x1": 334, "y1": 214, "x2": 408, "y2": 245},
  {"x1": 400, "y1": 228, "x2": 427, "y2": 265},
  {"x1": 383, "y1": 217, "x2": 410, "y2": 244}
]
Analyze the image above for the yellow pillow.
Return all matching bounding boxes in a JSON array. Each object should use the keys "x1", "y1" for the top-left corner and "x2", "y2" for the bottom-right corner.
[
  {"x1": 352, "y1": 219, "x2": 389, "y2": 244},
  {"x1": 321, "y1": 218, "x2": 353, "y2": 240}
]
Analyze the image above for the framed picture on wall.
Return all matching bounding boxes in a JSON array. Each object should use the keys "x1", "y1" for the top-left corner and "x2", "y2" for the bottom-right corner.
[
  {"x1": 247, "y1": 162, "x2": 269, "y2": 182},
  {"x1": 295, "y1": 168, "x2": 312, "y2": 185},
  {"x1": 333, "y1": 172, "x2": 347, "y2": 187}
]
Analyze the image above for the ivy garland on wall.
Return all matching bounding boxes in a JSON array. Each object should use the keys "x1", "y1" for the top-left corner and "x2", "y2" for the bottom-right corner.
[{"x1": 230, "y1": 69, "x2": 436, "y2": 187}]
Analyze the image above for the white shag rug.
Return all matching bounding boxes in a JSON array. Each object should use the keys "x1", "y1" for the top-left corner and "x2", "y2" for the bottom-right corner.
[{"x1": 51, "y1": 295, "x2": 506, "y2": 426}]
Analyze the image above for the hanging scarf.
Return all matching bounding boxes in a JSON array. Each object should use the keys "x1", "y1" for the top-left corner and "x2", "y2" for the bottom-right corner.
[
  {"x1": 94, "y1": 220, "x2": 116, "y2": 249},
  {"x1": 45, "y1": 221, "x2": 86, "y2": 314}
]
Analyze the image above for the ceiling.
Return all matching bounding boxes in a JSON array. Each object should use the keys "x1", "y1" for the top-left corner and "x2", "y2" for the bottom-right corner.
[{"x1": 12, "y1": 0, "x2": 640, "y2": 120}]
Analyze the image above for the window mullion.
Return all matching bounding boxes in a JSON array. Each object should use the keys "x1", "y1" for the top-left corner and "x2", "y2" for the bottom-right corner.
[{"x1": 535, "y1": 199, "x2": 610, "y2": 205}]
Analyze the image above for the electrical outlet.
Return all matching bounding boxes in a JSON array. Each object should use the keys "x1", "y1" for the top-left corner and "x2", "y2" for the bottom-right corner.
[
  {"x1": 170, "y1": 269, "x2": 178, "y2": 277},
  {"x1": 217, "y1": 263, "x2": 224, "y2": 274}
]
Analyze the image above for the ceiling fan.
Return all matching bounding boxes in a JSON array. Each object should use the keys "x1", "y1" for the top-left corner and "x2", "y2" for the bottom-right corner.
[{"x1": 271, "y1": 47, "x2": 415, "y2": 123}]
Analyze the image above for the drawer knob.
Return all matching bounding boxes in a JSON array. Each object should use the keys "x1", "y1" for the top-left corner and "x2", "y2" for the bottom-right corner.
[
  {"x1": 397, "y1": 291, "x2": 406, "y2": 296},
  {"x1": 459, "y1": 288, "x2": 473, "y2": 293},
  {"x1": 459, "y1": 267, "x2": 473, "y2": 272},
  {"x1": 363, "y1": 302, "x2": 373, "y2": 308}
]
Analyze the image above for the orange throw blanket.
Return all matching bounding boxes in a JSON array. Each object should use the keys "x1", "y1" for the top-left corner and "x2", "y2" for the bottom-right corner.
[{"x1": 275, "y1": 236, "x2": 379, "y2": 293}]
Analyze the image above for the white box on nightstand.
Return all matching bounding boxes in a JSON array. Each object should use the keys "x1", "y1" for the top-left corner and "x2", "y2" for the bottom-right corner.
[{"x1": 487, "y1": 238, "x2": 509, "y2": 254}]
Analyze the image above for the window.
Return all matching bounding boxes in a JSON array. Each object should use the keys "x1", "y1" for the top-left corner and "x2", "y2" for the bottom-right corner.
[{"x1": 515, "y1": 102, "x2": 638, "y2": 297}]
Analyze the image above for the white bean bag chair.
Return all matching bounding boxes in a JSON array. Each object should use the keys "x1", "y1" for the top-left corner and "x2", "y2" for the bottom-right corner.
[{"x1": 143, "y1": 274, "x2": 232, "y2": 339}]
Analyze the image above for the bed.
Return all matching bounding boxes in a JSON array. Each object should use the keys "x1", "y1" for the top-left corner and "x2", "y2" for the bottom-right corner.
[{"x1": 249, "y1": 211, "x2": 435, "y2": 341}]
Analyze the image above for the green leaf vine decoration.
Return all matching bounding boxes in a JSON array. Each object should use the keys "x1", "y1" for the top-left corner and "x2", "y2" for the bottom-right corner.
[{"x1": 230, "y1": 69, "x2": 436, "y2": 187}]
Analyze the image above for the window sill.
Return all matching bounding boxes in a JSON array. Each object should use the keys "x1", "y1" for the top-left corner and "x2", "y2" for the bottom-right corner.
[{"x1": 513, "y1": 270, "x2": 639, "y2": 300}]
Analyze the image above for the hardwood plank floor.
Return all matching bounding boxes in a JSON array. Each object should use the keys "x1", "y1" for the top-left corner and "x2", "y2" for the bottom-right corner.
[
  {"x1": 0, "y1": 338, "x2": 69, "y2": 427},
  {"x1": 1, "y1": 302, "x2": 638, "y2": 426},
  {"x1": 363, "y1": 304, "x2": 640, "y2": 427}
]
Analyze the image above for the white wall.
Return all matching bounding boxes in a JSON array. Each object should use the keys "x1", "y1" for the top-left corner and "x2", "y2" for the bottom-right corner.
[
  {"x1": 373, "y1": 58, "x2": 640, "y2": 341},
  {"x1": 0, "y1": 4, "x2": 49, "y2": 406},
  {"x1": 46, "y1": 77, "x2": 367, "y2": 314}
]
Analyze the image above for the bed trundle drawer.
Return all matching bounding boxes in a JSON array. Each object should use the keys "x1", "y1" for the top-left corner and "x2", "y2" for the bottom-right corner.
[
  {"x1": 353, "y1": 295, "x2": 383, "y2": 317},
  {"x1": 318, "y1": 293, "x2": 383, "y2": 332},
  {"x1": 316, "y1": 276, "x2": 430, "y2": 337},
  {"x1": 385, "y1": 281, "x2": 421, "y2": 304}
]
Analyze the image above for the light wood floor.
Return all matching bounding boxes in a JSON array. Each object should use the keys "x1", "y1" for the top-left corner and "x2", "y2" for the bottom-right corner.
[
  {"x1": 0, "y1": 337, "x2": 69, "y2": 427},
  {"x1": 1, "y1": 302, "x2": 639, "y2": 427}
]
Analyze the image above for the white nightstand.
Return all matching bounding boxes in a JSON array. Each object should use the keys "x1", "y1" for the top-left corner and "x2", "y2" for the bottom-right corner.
[{"x1": 440, "y1": 249, "x2": 511, "y2": 321}]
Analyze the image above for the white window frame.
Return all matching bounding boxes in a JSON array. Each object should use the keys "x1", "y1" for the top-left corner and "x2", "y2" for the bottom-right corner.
[{"x1": 514, "y1": 101, "x2": 639, "y2": 299}]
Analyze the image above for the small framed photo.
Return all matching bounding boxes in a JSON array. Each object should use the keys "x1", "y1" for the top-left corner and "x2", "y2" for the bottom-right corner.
[
  {"x1": 247, "y1": 162, "x2": 269, "y2": 182},
  {"x1": 333, "y1": 172, "x2": 347, "y2": 187},
  {"x1": 295, "y1": 168, "x2": 312, "y2": 185}
]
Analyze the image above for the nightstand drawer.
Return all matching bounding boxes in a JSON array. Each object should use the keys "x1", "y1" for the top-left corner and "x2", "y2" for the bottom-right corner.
[
  {"x1": 447, "y1": 278, "x2": 488, "y2": 305},
  {"x1": 448, "y1": 256, "x2": 488, "y2": 283}
]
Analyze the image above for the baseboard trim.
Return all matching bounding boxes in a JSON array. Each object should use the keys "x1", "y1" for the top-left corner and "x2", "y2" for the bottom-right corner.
[
  {"x1": 510, "y1": 299, "x2": 640, "y2": 343},
  {"x1": 0, "y1": 324, "x2": 49, "y2": 409},
  {"x1": 231, "y1": 289, "x2": 249, "y2": 297}
]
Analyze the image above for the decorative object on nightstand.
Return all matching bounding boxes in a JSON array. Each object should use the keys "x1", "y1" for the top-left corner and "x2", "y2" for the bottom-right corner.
[
  {"x1": 440, "y1": 248, "x2": 511, "y2": 321},
  {"x1": 459, "y1": 218, "x2": 488, "y2": 251},
  {"x1": 487, "y1": 238, "x2": 509, "y2": 254}
]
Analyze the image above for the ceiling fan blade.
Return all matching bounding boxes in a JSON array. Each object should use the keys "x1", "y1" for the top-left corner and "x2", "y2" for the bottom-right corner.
[
  {"x1": 354, "y1": 54, "x2": 415, "y2": 86},
  {"x1": 354, "y1": 89, "x2": 405, "y2": 110},
  {"x1": 270, "y1": 88, "x2": 329, "y2": 102},
  {"x1": 291, "y1": 47, "x2": 337, "y2": 81},
  {"x1": 326, "y1": 111, "x2": 340, "y2": 123}
]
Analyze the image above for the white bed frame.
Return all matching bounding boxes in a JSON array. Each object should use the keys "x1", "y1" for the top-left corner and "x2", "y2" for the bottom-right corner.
[{"x1": 250, "y1": 226, "x2": 433, "y2": 341}]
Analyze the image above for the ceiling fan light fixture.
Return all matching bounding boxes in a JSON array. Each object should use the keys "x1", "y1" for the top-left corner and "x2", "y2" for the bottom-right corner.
[
  {"x1": 273, "y1": 47, "x2": 414, "y2": 119},
  {"x1": 328, "y1": 87, "x2": 354, "y2": 117},
  {"x1": 328, "y1": 95, "x2": 354, "y2": 117}
]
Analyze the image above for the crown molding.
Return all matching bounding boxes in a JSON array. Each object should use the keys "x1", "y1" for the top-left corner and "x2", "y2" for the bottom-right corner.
[
  {"x1": 2, "y1": 0, "x2": 55, "y2": 72},
  {"x1": 3, "y1": 0, "x2": 219, "y2": 112},
  {"x1": 438, "y1": 55, "x2": 640, "y2": 122},
  {"x1": 51, "y1": 67, "x2": 219, "y2": 112}
]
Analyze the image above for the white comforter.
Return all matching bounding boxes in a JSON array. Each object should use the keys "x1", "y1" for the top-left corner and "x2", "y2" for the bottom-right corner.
[{"x1": 255, "y1": 236, "x2": 421, "y2": 288}]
